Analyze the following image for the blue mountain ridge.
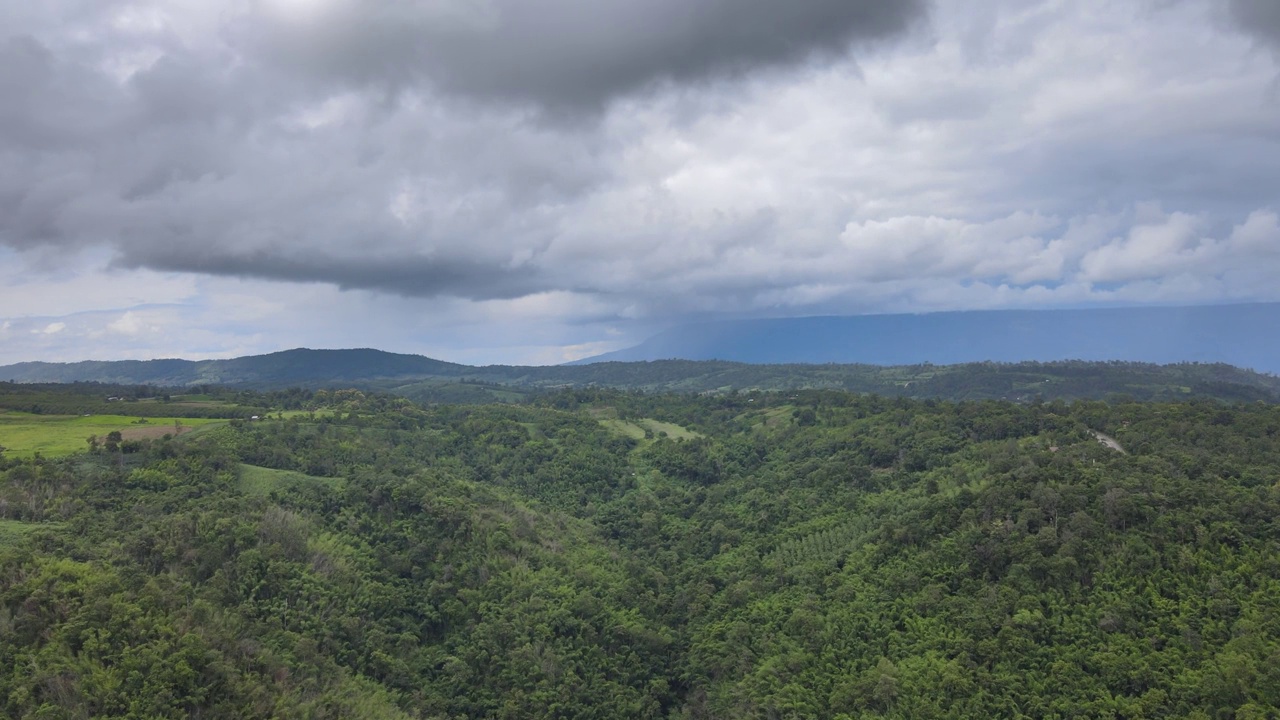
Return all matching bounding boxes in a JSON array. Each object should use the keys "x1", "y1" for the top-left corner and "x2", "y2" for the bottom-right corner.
[{"x1": 575, "y1": 304, "x2": 1280, "y2": 374}]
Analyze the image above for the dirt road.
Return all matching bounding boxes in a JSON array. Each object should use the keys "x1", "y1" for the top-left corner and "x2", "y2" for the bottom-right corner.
[{"x1": 1089, "y1": 430, "x2": 1126, "y2": 454}]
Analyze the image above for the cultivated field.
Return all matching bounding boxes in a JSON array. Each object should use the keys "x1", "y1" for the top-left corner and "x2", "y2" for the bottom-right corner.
[
  {"x1": 588, "y1": 407, "x2": 700, "y2": 441},
  {"x1": 0, "y1": 411, "x2": 226, "y2": 458}
]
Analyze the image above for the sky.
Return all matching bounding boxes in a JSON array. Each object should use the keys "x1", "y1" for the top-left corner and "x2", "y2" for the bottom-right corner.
[{"x1": 1, "y1": 0, "x2": 1279, "y2": 366}]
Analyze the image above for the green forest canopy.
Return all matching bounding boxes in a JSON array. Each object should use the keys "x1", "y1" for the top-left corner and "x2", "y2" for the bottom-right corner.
[{"x1": 1, "y1": 386, "x2": 1278, "y2": 718}]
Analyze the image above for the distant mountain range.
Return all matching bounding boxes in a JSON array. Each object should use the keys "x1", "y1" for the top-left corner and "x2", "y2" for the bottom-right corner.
[
  {"x1": 577, "y1": 303, "x2": 1280, "y2": 374},
  {"x1": 0, "y1": 348, "x2": 470, "y2": 387},
  {"x1": 3, "y1": 349, "x2": 1280, "y2": 405}
]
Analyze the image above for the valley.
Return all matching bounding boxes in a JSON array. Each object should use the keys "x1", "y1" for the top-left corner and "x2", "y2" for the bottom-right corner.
[{"x1": 1, "y1": 383, "x2": 1277, "y2": 717}]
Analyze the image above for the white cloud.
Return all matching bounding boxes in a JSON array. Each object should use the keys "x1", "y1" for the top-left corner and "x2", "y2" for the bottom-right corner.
[
  {"x1": 1227, "y1": 209, "x2": 1280, "y2": 254},
  {"x1": 1080, "y1": 211, "x2": 1212, "y2": 283},
  {"x1": 106, "y1": 310, "x2": 153, "y2": 336},
  {"x1": 1080, "y1": 207, "x2": 1280, "y2": 286}
]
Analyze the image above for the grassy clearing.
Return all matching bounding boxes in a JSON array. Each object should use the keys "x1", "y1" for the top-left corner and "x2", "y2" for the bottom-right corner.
[
  {"x1": 0, "y1": 519, "x2": 67, "y2": 546},
  {"x1": 160, "y1": 400, "x2": 237, "y2": 409},
  {"x1": 600, "y1": 418, "x2": 648, "y2": 440},
  {"x1": 517, "y1": 422, "x2": 545, "y2": 440},
  {"x1": 238, "y1": 463, "x2": 343, "y2": 496},
  {"x1": 166, "y1": 395, "x2": 235, "y2": 404},
  {"x1": 597, "y1": 414, "x2": 700, "y2": 442},
  {"x1": 0, "y1": 411, "x2": 226, "y2": 458},
  {"x1": 277, "y1": 410, "x2": 338, "y2": 419},
  {"x1": 637, "y1": 419, "x2": 698, "y2": 440},
  {"x1": 738, "y1": 405, "x2": 797, "y2": 430}
]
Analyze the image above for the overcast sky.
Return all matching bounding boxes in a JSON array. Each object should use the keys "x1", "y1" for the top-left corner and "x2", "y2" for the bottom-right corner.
[{"x1": 2, "y1": 0, "x2": 1278, "y2": 365}]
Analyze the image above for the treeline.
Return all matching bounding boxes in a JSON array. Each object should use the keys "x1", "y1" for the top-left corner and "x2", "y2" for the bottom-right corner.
[
  {"x1": 1, "y1": 387, "x2": 1278, "y2": 718},
  {"x1": 0, "y1": 383, "x2": 367, "y2": 418},
  {"x1": 382, "y1": 360, "x2": 1280, "y2": 405},
  {"x1": 0, "y1": 382, "x2": 269, "y2": 418},
  {"x1": 7, "y1": 351, "x2": 1280, "y2": 404}
]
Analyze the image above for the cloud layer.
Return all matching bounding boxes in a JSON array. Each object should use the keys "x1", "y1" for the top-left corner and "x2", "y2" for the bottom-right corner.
[
  {"x1": 1229, "y1": 0, "x2": 1280, "y2": 48},
  {"x1": 255, "y1": 0, "x2": 928, "y2": 108},
  {"x1": 1, "y1": 0, "x2": 1278, "y2": 364}
]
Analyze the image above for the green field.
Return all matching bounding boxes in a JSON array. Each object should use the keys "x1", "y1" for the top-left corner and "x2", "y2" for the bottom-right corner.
[
  {"x1": 238, "y1": 463, "x2": 343, "y2": 495},
  {"x1": 597, "y1": 414, "x2": 700, "y2": 441},
  {"x1": 0, "y1": 519, "x2": 67, "y2": 546},
  {"x1": 277, "y1": 409, "x2": 338, "y2": 419},
  {"x1": 0, "y1": 411, "x2": 226, "y2": 458}
]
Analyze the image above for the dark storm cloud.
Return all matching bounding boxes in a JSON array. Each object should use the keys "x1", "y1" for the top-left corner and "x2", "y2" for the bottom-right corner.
[
  {"x1": 0, "y1": 22, "x2": 593, "y2": 299},
  {"x1": 0, "y1": 0, "x2": 931, "y2": 303},
  {"x1": 0, "y1": 34, "x2": 243, "y2": 250},
  {"x1": 257, "y1": 0, "x2": 929, "y2": 108},
  {"x1": 116, "y1": 245, "x2": 549, "y2": 300},
  {"x1": 0, "y1": 36, "x2": 118, "y2": 150},
  {"x1": 1229, "y1": 0, "x2": 1280, "y2": 47}
]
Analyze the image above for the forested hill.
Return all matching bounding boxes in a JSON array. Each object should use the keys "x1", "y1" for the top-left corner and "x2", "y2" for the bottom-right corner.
[
  {"x1": 3, "y1": 350, "x2": 1280, "y2": 403},
  {"x1": 0, "y1": 348, "x2": 471, "y2": 386},
  {"x1": 462, "y1": 360, "x2": 1280, "y2": 404},
  {"x1": 2, "y1": 388, "x2": 1278, "y2": 717}
]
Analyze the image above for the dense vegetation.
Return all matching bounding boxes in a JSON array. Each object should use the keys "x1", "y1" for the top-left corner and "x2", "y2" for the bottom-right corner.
[{"x1": 1, "y1": 387, "x2": 1278, "y2": 718}]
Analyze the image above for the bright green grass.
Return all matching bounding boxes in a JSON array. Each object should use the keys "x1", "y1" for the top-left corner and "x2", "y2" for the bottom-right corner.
[
  {"x1": 739, "y1": 405, "x2": 798, "y2": 429},
  {"x1": 598, "y1": 416, "x2": 700, "y2": 441},
  {"x1": 0, "y1": 519, "x2": 67, "y2": 546},
  {"x1": 600, "y1": 418, "x2": 648, "y2": 440},
  {"x1": 0, "y1": 411, "x2": 225, "y2": 458},
  {"x1": 277, "y1": 410, "x2": 338, "y2": 419},
  {"x1": 238, "y1": 463, "x2": 343, "y2": 495},
  {"x1": 637, "y1": 419, "x2": 698, "y2": 440}
]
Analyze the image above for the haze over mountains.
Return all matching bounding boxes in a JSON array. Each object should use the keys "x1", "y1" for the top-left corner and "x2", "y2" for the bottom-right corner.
[
  {"x1": 4, "y1": 304, "x2": 1280, "y2": 404},
  {"x1": 580, "y1": 304, "x2": 1280, "y2": 373}
]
